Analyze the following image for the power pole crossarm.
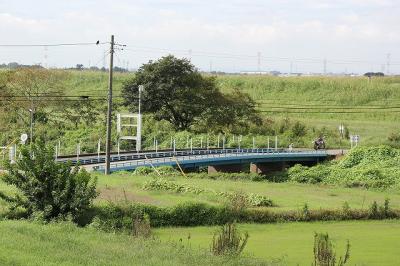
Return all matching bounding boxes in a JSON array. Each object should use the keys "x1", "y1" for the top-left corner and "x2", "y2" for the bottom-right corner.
[{"x1": 105, "y1": 35, "x2": 114, "y2": 175}]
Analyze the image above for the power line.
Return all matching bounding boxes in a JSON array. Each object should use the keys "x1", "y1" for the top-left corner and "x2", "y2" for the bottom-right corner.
[
  {"x1": 259, "y1": 110, "x2": 400, "y2": 114},
  {"x1": 122, "y1": 45, "x2": 400, "y2": 66},
  {"x1": 0, "y1": 42, "x2": 108, "y2": 47}
]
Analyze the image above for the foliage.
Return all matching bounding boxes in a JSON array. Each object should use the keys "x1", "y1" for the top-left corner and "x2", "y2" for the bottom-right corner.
[
  {"x1": 188, "y1": 172, "x2": 265, "y2": 181},
  {"x1": 288, "y1": 146, "x2": 400, "y2": 189},
  {"x1": 143, "y1": 177, "x2": 204, "y2": 194},
  {"x1": 1, "y1": 68, "x2": 67, "y2": 136},
  {"x1": 0, "y1": 142, "x2": 97, "y2": 221},
  {"x1": 211, "y1": 222, "x2": 249, "y2": 256},
  {"x1": 132, "y1": 213, "x2": 152, "y2": 238},
  {"x1": 86, "y1": 200, "x2": 400, "y2": 231},
  {"x1": 122, "y1": 55, "x2": 260, "y2": 132},
  {"x1": 312, "y1": 233, "x2": 350, "y2": 266},
  {"x1": 122, "y1": 55, "x2": 222, "y2": 130},
  {"x1": 142, "y1": 177, "x2": 273, "y2": 207}
]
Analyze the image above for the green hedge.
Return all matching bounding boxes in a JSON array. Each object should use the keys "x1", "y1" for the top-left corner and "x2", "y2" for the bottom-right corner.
[{"x1": 87, "y1": 201, "x2": 400, "y2": 232}]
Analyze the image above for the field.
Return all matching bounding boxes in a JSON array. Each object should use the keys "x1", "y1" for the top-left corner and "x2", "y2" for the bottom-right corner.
[
  {"x1": 94, "y1": 172, "x2": 400, "y2": 211},
  {"x1": 2, "y1": 155, "x2": 400, "y2": 264},
  {"x1": 155, "y1": 220, "x2": 400, "y2": 265},
  {"x1": 0, "y1": 220, "x2": 263, "y2": 266}
]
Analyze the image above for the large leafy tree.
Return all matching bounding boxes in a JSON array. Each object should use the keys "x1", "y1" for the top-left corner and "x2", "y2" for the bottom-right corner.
[
  {"x1": 122, "y1": 55, "x2": 222, "y2": 130},
  {"x1": 122, "y1": 55, "x2": 260, "y2": 132}
]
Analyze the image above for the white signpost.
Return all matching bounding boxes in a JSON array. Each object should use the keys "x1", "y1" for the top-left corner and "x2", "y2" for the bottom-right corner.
[
  {"x1": 350, "y1": 135, "x2": 360, "y2": 148},
  {"x1": 20, "y1": 133, "x2": 28, "y2": 144}
]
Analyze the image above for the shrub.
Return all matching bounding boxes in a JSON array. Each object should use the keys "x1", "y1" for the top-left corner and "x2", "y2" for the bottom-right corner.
[
  {"x1": 211, "y1": 222, "x2": 249, "y2": 256},
  {"x1": 133, "y1": 167, "x2": 154, "y2": 175},
  {"x1": 369, "y1": 201, "x2": 379, "y2": 219},
  {"x1": 132, "y1": 213, "x2": 152, "y2": 238},
  {"x1": 1, "y1": 142, "x2": 97, "y2": 222},
  {"x1": 288, "y1": 146, "x2": 400, "y2": 189},
  {"x1": 143, "y1": 177, "x2": 273, "y2": 207},
  {"x1": 312, "y1": 233, "x2": 350, "y2": 266},
  {"x1": 225, "y1": 190, "x2": 249, "y2": 216}
]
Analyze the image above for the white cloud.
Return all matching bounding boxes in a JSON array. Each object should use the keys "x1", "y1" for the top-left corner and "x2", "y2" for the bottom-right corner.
[{"x1": 0, "y1": 0, "x2": 399, "y2": 73}]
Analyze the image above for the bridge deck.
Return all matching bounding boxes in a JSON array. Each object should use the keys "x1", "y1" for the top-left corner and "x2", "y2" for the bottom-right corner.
[{"x1": 85, "y1": 149, "x2": 327, "y2": 173}]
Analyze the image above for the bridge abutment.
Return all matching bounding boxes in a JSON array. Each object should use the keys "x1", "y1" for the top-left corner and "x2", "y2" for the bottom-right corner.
[
  {"x1": 250, "y1": 162, "x2": 288, "y2": 175},
  {"x1": 208, "y1": 164, "x2": 244, "y2": 174}
]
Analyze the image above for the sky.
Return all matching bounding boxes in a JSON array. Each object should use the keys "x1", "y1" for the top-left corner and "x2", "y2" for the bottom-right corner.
[{"x1": 0, "y1": 0, "x2": 399, "y2": 74}]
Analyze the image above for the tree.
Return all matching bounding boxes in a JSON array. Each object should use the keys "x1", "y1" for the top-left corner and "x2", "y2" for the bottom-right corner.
[
  {"x1": 62, "y1": 97, "x2": 100, "y2": 128},
  {"x1": 3, "y1": 68, "x2": 67, "y2": 138},
  {"x1": 0, "y1": 141, "x2": 98, "y2": 221},
  {"x1": 122, "y1": 55, "x2": 259, "y2": 132},
  {"x1": 122, "y1": 55, "x2": 221, "y2": 130},
  {"x1": 196, "y1": 88, "x2": 261, "y2": 134}
]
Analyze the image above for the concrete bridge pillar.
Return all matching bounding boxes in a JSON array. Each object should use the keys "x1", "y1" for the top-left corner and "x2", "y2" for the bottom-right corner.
[
  {"x1": 250, "y1": 162, "x2": 288, "y2": 175},
  {"x1": 208, "y1": 164, "x2": 244, "y2": 174}
]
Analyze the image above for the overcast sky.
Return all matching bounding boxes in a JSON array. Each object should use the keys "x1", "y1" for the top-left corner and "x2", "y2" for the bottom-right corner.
[{"x1": 0, "y1": 0, "x2": 399, "y2": 73}]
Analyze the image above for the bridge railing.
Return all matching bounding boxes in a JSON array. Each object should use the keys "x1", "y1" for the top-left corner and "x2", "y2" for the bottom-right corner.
[
  {"x1": 94, "y1": 149, "x2": 327, "y2": 172},
  {"x1": 66, "y1": 148, "x2": 326, "y2": 166}
]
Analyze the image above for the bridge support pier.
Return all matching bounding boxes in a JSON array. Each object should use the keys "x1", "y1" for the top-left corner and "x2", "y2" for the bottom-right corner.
[
  {"x1": 208, "y1": 164, "x2": 244, "y2": 174},
  {"x1": 250, "y1": 162, "x2": 288, "y2": 175}
]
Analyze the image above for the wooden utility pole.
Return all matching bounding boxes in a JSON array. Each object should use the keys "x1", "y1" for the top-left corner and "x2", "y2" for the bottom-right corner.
[{"x1": 105, "y1": 35, "x2": 114, "y2": 175}]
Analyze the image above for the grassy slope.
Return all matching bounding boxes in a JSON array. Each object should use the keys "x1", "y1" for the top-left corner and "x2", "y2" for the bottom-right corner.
[
  {"x1": 0, "y1": 220, "x2": 265, "y2": 266},
  {"x1": 62, "y1": 72, "x2": 400, "y2": 146},
  {"x1": 155, "y1": 220, "x2": 400, "y2": 266},
  {"x1": 217, "y1": 75, "x2": 400, "y2": 146},
  {"x1": 93, "y1": 172, "x2": 400, "y2": 211}
]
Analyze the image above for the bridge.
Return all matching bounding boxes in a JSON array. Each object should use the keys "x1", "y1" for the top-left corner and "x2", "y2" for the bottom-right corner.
[{"x1": 59, "y1": 148, "x2": 330, "y2": 174}]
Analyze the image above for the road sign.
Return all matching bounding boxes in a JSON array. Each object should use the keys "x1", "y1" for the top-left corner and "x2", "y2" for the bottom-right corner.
[
  {"x1": 350, "y1": 135, "x2": 360, "y2": 148},
  {"x1": 20, "y1": 133, "x2": 28, "y2": 144}
]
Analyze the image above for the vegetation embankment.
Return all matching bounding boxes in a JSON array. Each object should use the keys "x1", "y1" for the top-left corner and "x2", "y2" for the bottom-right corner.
[
  {"x1": 2, "y1": 60, "x2": 400, "y2": 152},
  {"x1": 288, "y1": 145, "x2": 400, "y2": 189}
]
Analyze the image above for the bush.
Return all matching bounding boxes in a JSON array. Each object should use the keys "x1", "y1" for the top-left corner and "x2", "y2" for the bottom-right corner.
[
  {"x1": 1, "y1": 142, "x2": 97, "y2": 222},
  {"x1": 143, "y1": 177, "x2": 273, "y2": 207},
  {"x1": 312, "y1": 233, "x2": 350, "y2": 266},
  {"x1": 211, "y1": 222, "x2": 249, "y2": 256}
]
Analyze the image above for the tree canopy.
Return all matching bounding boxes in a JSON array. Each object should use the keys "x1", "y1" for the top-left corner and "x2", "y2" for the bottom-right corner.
[{"x1": 122, "y1": 55, "x2": 260, "y2": 132}]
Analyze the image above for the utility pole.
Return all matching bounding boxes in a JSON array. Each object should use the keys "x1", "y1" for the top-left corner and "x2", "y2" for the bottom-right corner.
[
  {"x1": 323, "y1": 58, "x2": 327, "y2": 75},
  {"x1": 257, "y1": 52, "x2": 261, "y2": 74},
  {"x1": 105, "y1": 35, "x2": 114, "y2": 175},
  {"x1": 386, "y1": 53, "x2": 391, "y2": 75}
]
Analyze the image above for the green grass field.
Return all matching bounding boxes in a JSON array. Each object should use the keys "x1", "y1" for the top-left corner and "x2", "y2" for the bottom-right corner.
[
  {"x1": 61, "y1": 72, "x2": 400, "y2": 146},
  {"x1": 93, "y1": 172, "x2": 400, "y2": 211},
  {"x1": 0, "y1": 220, "x2": 265, "y2": 266},
  {"x1": 155, "y1": 220, "x2": 400, "y2": 265}
]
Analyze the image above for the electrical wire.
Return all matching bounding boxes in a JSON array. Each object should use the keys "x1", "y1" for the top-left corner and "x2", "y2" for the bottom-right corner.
[{"x1": 0, "y1": 42, "x2": 108, "y2": 47}]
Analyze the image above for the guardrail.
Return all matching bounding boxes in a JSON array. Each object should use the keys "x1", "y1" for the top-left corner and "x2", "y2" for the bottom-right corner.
[
  {"x1": 93, "y1": 149, "x2": 327, "y2": 172},
  {"x1": 61, "y1": 148, "x2": 286, "y2": 165}
]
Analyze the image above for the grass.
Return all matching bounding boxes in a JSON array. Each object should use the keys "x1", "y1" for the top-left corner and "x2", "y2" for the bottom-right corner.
[
  {"x1": 93, "y1": 172, "x2": 400, "y2": 211},
  {"x1": 217, "y1": 75, "x2": 400, "y2": 146},
  {"x1": 155, "y1": 220, "x2": 400, "y2": 265},
  {"x1": 3, "y1": 169, "x2": 400, "y2": 213},
  {"x1": 61, "y1": 72, "x2": 400, "y2": 147},
  {"x1": 0, "y1": 220, "x2": 266, "y2": 266}
]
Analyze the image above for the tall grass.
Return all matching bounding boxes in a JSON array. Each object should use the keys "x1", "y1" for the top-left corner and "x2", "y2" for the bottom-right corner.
[{"x1": 0, "y1": 220, "x2": 267, "y2": 266}]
